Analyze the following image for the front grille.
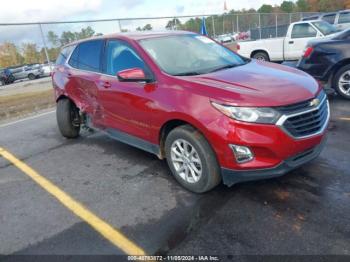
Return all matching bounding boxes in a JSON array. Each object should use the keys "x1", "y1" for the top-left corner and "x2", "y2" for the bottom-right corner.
[
  {"x1": 276, "y1": 91, "x2": 326, "y2": 114},
  {"x1": 278, "y1": 92, "x2": 329, "y2": 138}
]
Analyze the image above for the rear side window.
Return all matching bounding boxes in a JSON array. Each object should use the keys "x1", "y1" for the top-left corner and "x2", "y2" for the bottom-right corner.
[
  {"x1": 322, "y1": 14, "x2": 336, "y2": 24},
  {"x1": 76, "y1": 40, "x2": 103, "y2": 72},
  {"x1": 339, "y1": 12, "x2": 350, "y2": 24},
  {"x1": 56, "y1": 45, "x2": 75, "y2": 65},
  {"x1": 291, "y1": 24, "x2": 317, "y2": 38}
]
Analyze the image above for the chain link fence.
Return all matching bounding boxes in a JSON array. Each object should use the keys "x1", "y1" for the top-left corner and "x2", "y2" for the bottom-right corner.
[{"x1": 0, "y1": 12, "x2": 321, "y2": 69}]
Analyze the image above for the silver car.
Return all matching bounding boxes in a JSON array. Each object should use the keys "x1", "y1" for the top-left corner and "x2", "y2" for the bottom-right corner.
[
  {"x1": 10, "y1": 65, "x2": 43, "y2": 81},
  {"x1": 303, "y1": 10, "x2": 350, "y2": 31}
]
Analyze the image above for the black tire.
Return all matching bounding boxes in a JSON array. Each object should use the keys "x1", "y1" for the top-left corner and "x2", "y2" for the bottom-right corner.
[
  {"x1": 28, "y1": 73, "x2": 35, "y2": 80},
  {"x1": 165, "y1": 125, "x2": 221, "y2": 193},
  {"x1": 333, "y1": 64, "x2": 350, "y2": 100},
  {"x1": 56, "y1": 99, "x2": 80, "y2": 138},
  {"x1": 252, "y1": 51, "x2": 270, "y2": 62},
  {"x1": 8, "y1": 75, "x2": 15, "y2": 83}
]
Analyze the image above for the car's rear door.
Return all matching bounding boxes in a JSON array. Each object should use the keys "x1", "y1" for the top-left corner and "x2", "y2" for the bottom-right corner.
[
  {"x1": 65, "y1": 40, "x2": 104, "y2": 123},
  {"x1": 98, "y1": 39, "x2": 154, "y2": 142}
]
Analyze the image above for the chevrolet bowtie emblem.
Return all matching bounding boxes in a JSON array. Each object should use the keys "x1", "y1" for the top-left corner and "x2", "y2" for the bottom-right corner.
[{"x1": 310, "y1": 98, "x2": 320, "y2": 107}]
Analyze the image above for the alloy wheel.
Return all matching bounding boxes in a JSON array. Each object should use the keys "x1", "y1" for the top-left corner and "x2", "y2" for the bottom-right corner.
[
  {"x1": 170, "y1": 139, "x2": 202, "y2": 184},
  {"x1": 338, "y1": 70, "x2": 350, "y2": 96}
]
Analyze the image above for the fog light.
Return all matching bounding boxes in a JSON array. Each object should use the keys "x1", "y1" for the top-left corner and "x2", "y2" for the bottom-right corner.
[{"x1": 230, "y1": 144, "x2": 254, "y2": 163}]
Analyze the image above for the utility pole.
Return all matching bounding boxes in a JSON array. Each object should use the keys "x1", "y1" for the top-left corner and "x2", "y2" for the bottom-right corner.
[
  {"x1": 38, "y1": 23, "x2": 51, "y2": 70},
  {"x1": 118, "y1": 20, "x2": 122, "y2": 32}
]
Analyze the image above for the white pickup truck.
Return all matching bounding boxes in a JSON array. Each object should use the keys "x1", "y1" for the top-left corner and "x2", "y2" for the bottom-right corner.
[{"x1": 237, "y1": 20, "x2": 340, "y2": 62}]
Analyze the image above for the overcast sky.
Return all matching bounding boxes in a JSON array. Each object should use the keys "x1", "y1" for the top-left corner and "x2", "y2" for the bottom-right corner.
[{"x1": 0, "y1": 0, "x2": 289, "y2": 46}]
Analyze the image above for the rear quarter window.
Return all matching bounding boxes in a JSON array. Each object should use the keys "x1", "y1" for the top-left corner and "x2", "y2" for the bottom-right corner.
[
  {"x1": 56, "y1": 45, "x2": 76, "y2": 65},
  {"x1": 76, "y1": 40, "x2": 103, "y2": 72}
]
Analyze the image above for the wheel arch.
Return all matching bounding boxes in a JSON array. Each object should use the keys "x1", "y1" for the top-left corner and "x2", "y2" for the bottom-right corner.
[
  {"x1": 250, "y1": 49, "x2": 270, "y2": 59},
  {"x1": 328, "y1": 58, "x2": 350, "y2": 82},
  {"x1": 158, "y1": 116, "x2": 214, "y2": 160},
  {"x1": 56, "y1": 94, "x2": 83, "y2": 111}
]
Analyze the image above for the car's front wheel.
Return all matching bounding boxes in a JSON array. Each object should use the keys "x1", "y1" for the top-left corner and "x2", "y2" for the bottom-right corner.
[
  {"x1": 56, "y1": 98, "x2": 80, "y2": 138},
  {"x1": 165, "y1": 125, "x2": 221, "y2": 193},
  {"x1": 334, "y1": 65, "x2": 350, "y2": 99}
]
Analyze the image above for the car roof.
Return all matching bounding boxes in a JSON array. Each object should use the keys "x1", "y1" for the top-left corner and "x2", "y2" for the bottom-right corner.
[
  {"x1": 64, "y1": 30, "x2": 195, "y2": 48},
  {"x1": 295, "y1": 19, "x2": 323, "y2": 24}
]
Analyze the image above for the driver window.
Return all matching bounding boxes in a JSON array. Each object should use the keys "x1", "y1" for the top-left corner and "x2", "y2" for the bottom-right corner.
[
  {"x1": 291, "y1": 24, "x2": 317, "y2": 38},
  {"x1": 105, "y1": 40, "x2": 146, "y2": 76}
]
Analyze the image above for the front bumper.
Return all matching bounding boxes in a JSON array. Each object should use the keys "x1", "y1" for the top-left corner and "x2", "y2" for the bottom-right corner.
[{"x1": 221, "y1": 136, "x2": 327, "y2": 186}]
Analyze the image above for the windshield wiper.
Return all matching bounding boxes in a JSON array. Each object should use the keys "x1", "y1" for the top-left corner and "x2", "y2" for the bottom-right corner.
[
  {"x1": 208, "y1": 64, "x2": 238, "y2": 73},
  {"x1": 173, "y1": 71, "x2": 202, "y2": 76}
]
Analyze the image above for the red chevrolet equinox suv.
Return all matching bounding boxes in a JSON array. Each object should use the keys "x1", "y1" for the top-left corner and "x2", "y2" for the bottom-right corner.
[{"x1": 52, "y1": 31, "x2": 329, "y2": 193}]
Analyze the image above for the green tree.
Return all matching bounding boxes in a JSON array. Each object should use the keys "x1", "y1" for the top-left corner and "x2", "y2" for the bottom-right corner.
[
  {"x1": 22, "y1": 43, "x2": 39, "y2": 64},
  {"x1": 319, "y1": 0, "x2": 344, "y2": 12},
  {"x1": 165, "y1": 18, "x2": 182, "y2": 30},
  {"x1": 296, "y1": 0, "x2": 310, "y2": 11},
  {"x1": 60, "y1": 31, "x2": 77, "y2": 46},
  {"x1": 142, "y1": 24, "x2": 152, "y2": 31},
  {"x1": 47, "y1": 31, "x2": 59, "y2": 47},
  {"x1": 76, "y1": 26, "x2": 95, "y2": 39},
  {"x1": 136, "y1": 24, "x2": 153, "y2": 31},
  {"x1": 258, "y1": 4, "x2": 273, "y2": 13},
  {"x1": 280, "y1": 1, "x2": 296, "y2": 12},
  {"x1": 0, "y1": 42, "x2": 23, "y2": 67}
]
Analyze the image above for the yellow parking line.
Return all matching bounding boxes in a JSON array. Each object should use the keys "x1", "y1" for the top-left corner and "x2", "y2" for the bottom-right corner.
[
  {"x1": 339, "y1": 117, "x2": 350, "y2": 121},
  {"x1": 0, "y1": 147, "x2": 146, "y2": 256}
]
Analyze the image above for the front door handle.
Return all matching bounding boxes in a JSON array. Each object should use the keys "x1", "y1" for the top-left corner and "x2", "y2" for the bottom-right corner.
[{"x1": 289, "y1": 41, "x2": 294, "y2": 44}]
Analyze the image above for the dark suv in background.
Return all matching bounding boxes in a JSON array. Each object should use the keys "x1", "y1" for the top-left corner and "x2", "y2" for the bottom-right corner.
[
  {"x1": 297, "y1": 29, "x2": 350, "y2": 99},
  {"x1": 0, "y1": 68, "x2": 15, "y2": 85}
]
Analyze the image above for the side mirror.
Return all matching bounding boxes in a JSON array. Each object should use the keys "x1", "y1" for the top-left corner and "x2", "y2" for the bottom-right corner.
[{"x1": 117, "y1": 68, "x2": 151, "y2": 82}]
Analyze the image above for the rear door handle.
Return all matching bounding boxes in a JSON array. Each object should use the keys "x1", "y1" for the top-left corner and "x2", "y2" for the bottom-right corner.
[
  {"x1": 289, "y1": 41, "x2": 294, "y2": 44},
  {"x1": 101, "y1": 81, "x2": 111, "y2": 89}
]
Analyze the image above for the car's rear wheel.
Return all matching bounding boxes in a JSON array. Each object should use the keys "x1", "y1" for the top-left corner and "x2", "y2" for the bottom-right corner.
[
  {"x1": 334, "y1": 65, "x2": 350, "y2": 100},
  {"x1": 28, "y1": 73, "x2": 35, "y2": 80},
  {"x1": 165, "y1": 125, "x2": 221, "y2": 193},
  {"x1": 252, "y1": 52, "x2": 270, "y2": 62},
  {"x1": 56, "y1": 98, "x2": 80, "y2": 138}
]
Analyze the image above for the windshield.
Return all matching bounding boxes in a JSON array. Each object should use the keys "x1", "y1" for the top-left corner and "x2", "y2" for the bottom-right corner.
[
  {"x1": 139, "y1": 34, "x2": 246, "y2": 76},
  {"x1": 312, "y1": 21, "x2": 339, "y2": 35}
]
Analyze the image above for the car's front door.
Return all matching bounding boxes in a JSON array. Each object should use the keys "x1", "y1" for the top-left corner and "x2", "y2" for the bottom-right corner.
[
  {"x1": 98, "y1": 39, "x2": 155, "y2": 142},
  {"x1": 284, "y1": 23, "x2": 318, "y2": 60}
]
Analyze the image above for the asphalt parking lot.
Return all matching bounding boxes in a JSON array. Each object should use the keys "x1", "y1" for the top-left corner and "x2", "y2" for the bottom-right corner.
[{"x1": 0, "y1": 95, "x2": 349, "y2": 259}]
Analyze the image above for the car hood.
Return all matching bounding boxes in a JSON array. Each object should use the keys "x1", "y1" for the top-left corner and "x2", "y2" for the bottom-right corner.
[{"x1": 181, "y1": 60, "x2": 320, "y2": 107}]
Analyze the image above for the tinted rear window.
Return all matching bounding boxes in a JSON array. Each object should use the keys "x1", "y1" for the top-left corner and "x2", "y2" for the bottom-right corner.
[{"x1": 76, "y1": 40, "x2": 103, "y2": 72}]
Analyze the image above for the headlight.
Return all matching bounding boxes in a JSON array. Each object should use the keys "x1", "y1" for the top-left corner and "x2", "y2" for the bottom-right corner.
[{"x1": 211, "y1": 102, "x2": 281, "y2": 124}]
